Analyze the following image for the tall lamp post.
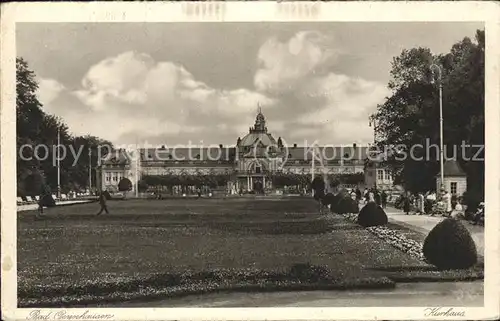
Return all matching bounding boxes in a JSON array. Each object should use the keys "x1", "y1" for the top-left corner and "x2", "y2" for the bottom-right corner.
[
  {"x1": 369, "y1": 114, "x2": 378, "y2": 189},
  {"x1": 430, "y1": 63, "x2": 444, "y2": 192},
  {"x1": 368, "y1": 114, "x2": 377, "y2": 143},
  {"x1": 57, "y1": 127, "x2": 61, "y2": 198},
  {"x1": 88, "y1": 148, "x2": 92, "y2": 194}
]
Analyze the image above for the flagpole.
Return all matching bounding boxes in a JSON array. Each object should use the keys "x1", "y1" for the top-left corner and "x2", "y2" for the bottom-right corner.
[
  {"x1": 135, "y1": 141, "x2": 139, "y2": 198},
  {"x1": 88, "y1": 148, "x2": 92, "y2": 194},
  {"x1": 57, "y1": 127, "x2": 61, "y2": 198}
]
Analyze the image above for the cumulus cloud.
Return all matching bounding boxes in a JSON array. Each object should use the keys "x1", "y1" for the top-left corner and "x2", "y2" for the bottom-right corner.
[
  {"x1": 50, "y1": 51, "x2": 275, "y2": 144},
  {"x1": 255, "y1": 31, "x2": 336, "y2": 93},
  {"x1": 37, "y1": 78, "x2": 66, "y2": 106},
  {"x1": 38, "y1": 31, "x2": 388, "y2": 146},
  {"x1": 254, "y1": 31, "x2": 389, "y2": 145}
]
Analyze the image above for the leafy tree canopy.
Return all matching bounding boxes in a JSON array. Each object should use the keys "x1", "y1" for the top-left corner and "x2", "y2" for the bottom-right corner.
[
  {"x1": 17, "y1": 57, "x2": 113, "y2": 195},
  {"x1": 373, "y1": 30, "x2": 484, "y2": 195}
]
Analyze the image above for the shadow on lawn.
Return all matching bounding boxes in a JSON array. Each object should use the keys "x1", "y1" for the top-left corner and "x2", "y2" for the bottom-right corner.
[
  {"x1": 368, "y1": 265, "x2": 439, "y2": 272},
  {"x1": 207, "y1": 221, "x2": 363, "y2": 235}
]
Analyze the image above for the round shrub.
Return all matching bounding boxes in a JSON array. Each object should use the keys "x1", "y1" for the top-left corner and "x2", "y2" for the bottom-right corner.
[
  {"x1": 313, "y1": 189, "x2": 325, "y2": 202},
  {"x1": 321, "y1": 192, "x2": 335, "y2": 207},
  {"x1": 329, "y1": 194, "x2": 343, "y2": 212},
  {"x1": 337, "y1": 197, "x2": 359, "y2": 214},
  {"x1": 357, "y1": 202, "x2": 388, "y2": 227},
  {"x1": 40, "y1": 194, "x2": 56, "y2": 207},
  {"x1": 423, "y1": 218, "x2": 477, "y2": 270}
]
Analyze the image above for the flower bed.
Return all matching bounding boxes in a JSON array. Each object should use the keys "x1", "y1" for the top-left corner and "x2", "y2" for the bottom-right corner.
[
  {"x1": 340, "y1": 213, "x2": 425, "y2": 261},
  {"x1": 19, "y1": 267, "x2": 395, "y2": 307}
]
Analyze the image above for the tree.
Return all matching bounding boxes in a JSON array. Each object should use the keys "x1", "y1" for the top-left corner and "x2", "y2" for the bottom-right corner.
[
  {"x1": 373, "y1": 30, "x2": 484, "y2": 195},
  {"x1": 118, "y1": 178, "x2": 133, "y2": 198},
  {"x1": 16, "y1": 57, "x2": 113, "y2": 195},
  {"x1": 137, "y1": 180, "x2": 149, "y2": 193}
]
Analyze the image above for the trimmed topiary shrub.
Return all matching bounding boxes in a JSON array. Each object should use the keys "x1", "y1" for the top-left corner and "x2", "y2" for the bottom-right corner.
[
  {"x1": 40, "y1": 194, "x2": 56, "y2": 207},
  {"x1": 313, "y1": 189, "x2": 325, "y2": 202},
  {"x1": 321, "y1": 193, "x2": 335, "y2": 207},
  {"x1": 423, "y1": 218, "x2": 477, "y2": 270},
  {"x1": 336, "y1": 197, "x2": 359, "y2": 214},
  {"x1": 357, "y1": 202, "x2": 388, "y2": 227},
  {"x1": 329, "y1": 194, "x2": 342, "y2": 212}
]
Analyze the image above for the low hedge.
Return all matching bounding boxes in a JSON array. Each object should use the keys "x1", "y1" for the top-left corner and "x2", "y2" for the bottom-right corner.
[
  {"x1": 18, "y1": 264, "x2": 395, "y2": 307},
  {"x1": 423, "y1": 218, "x2": 478, "y2": 270},
  {"x1": 357, "y1": 202, "x2": 388, "y2": 227}
]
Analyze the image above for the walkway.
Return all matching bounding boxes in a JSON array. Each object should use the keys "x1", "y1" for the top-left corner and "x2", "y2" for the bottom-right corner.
[
  {"x1": 17, "y1": 199, "x2": 94, "y2": 212},
  {"x1": 107, "y1": 282, "x2": 483, "y2": 307},
  {"x1": 383, "y1": 205, "x2": 484, "y2": 257}
]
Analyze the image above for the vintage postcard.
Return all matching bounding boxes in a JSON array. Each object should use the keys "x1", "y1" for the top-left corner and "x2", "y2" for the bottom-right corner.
[{"x1": 1, "y1": 1, "x2": 499, "y2": 320}]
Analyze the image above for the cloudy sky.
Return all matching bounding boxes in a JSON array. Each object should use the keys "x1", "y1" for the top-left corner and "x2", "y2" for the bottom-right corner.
[{"x1": 17, "y1": 22, "x2": 482, "y2": 147}]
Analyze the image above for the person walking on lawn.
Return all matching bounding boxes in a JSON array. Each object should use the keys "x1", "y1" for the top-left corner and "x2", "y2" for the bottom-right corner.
[
  {"x1": 36, "y1": 186, "x2": 55, "y2": 218},
  {"x1": 96, "y1": 190, "x2": 109, "y2": 215}
]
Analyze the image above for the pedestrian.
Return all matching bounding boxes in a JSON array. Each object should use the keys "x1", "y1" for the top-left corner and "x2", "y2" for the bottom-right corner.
[
  {"x1": 374, "y1": 189, "x2": 381, "y2": 206},
  {"x1": 197, "y1": 187, "x2": 201, "y2": 199},
  {"x1": 403, "y1": 192, "x2": 411, "y2": 215},
  {"x1": 381, "y1": 190, "x2": 388, "y2": 209},
  {"x1": 96, "y1": 190, "x2": 109, "y2": 215},
  {"x1": 472, "y1": 202, "x2": 484, "y2": 225},
  {"x1": 443, "y1": 190, "x2": 452, "y2": 217},
  {"x1": 36, "y1": 192, "x2": 46, "y2": 217},
  {"x1": 417, "y1": 192, "x2": 425, "y2": 215},
  {"x1": 356, "y1": 187, "x2": 362, "y2": 202}
]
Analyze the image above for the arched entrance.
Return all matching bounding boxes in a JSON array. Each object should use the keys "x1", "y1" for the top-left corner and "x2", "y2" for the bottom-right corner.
[{"x1": 253, "y1": 177, "x2": 264, "y2": 194}]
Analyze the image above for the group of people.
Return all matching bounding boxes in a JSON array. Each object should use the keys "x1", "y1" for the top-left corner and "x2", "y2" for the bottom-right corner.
[
  {"x1": 356, "y1": 188, "x2": 389, "y2": 208},
  {"x1": 398, "y1": 189, "x2": 465, "y2": 218}
]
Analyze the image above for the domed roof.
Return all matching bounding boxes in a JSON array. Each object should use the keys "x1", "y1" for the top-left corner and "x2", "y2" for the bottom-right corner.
[
  {"x1": 239, "y1": 108, "x2": 278, "y2": 147},
  {"x1": 240, "y1": 132, "x2": 277, "y2": 147}
]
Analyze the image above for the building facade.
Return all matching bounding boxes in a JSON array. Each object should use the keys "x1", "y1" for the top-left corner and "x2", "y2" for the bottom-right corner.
[
  {"x1": 96, "y1": 110, "x2": 385, "y2": 193},
  {"x1": 436, "y1": 160, "x2": 467, "y2": 196}
]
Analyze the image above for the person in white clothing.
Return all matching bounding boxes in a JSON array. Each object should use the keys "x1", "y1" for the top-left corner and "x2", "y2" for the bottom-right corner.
[
  {"x1": 451, "y1": 197, "x2": 464, "y2": 219},
  {"x1": 442, "y1": 190, "x2": 452, "y2": 216},
  {"x1": 418, "y1": 192, "x2": 425, "y2": 215}
]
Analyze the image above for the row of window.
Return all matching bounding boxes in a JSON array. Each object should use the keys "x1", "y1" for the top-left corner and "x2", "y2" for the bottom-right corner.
[
  {"x1": 105, "y1": 173, "x2": 124, "y2": 183},
  {"x1": 376, "y1": 169, "x2": 393, "y2": 181},
  {"x1": 450, "y1": 182, "x2": 458, "y2": 195}
]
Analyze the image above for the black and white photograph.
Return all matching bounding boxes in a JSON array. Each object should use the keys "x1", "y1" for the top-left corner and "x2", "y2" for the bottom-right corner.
[{"x1": 1, "y1": 2, "x2": 499, "y2": 320}]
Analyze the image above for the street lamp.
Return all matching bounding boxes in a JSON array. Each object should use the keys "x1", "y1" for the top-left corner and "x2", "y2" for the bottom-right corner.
[
  {"x1": 430, "y1": 63, "x2": 444, "y2": 192},
  {"x1": 88, "y1": 148, "x2": 92, "y2": 194},
  {"x1": 368, "y1": 114, "x2": 378, "y2": 189},
  {"x1": 368, "y1": 113, "x2": 376, "y2": 143},
  {"x1": 57, "y1": 127, "x2": 61, "y2": 198}
]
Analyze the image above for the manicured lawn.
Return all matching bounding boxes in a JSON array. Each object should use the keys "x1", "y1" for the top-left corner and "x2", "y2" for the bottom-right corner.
[{"x1": 17, "y1": 197, "x2": 480, "y2": 307}]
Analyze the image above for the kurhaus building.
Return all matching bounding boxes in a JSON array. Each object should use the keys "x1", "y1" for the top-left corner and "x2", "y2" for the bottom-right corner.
[{"x1": 96, "y1": 110, "x2": 393, "y2": 193}]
